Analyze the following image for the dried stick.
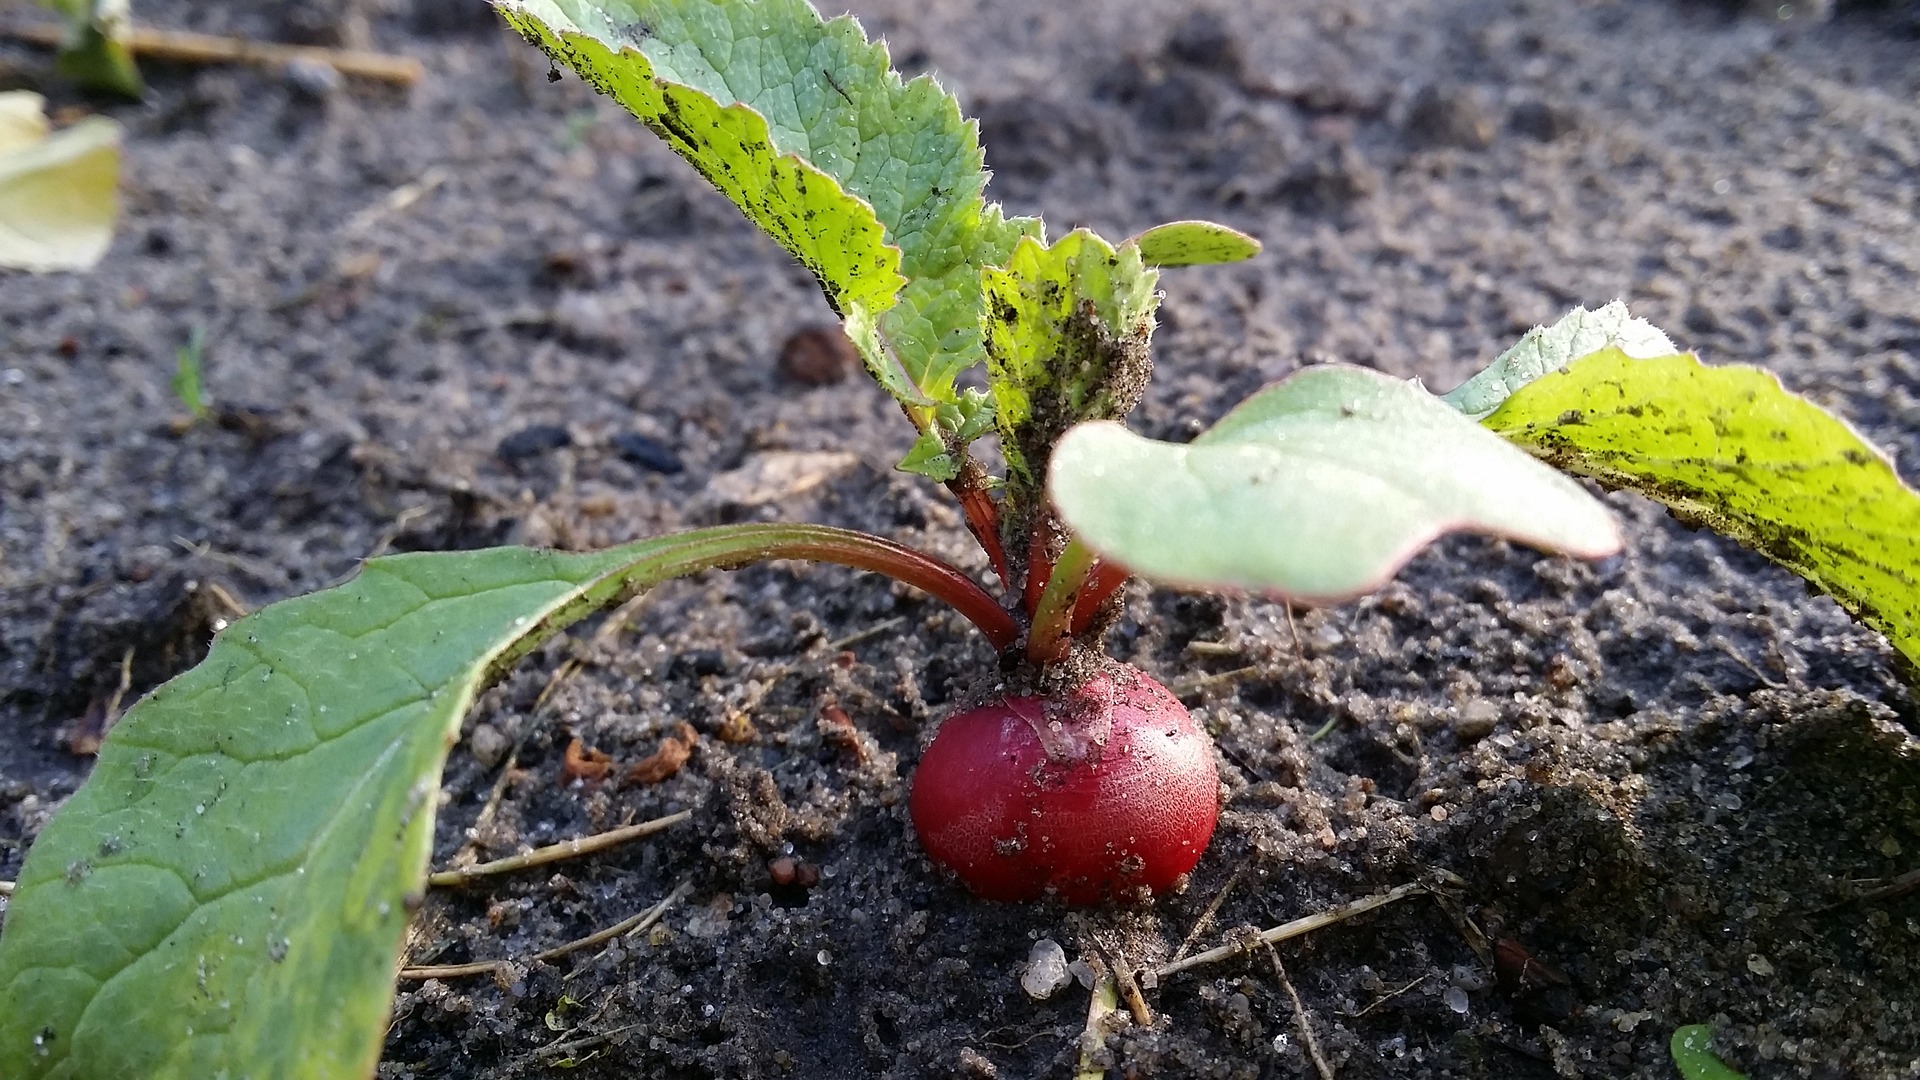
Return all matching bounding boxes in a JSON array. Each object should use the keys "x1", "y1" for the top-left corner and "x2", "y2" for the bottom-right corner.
[
  {"x1": 1171, "y1": 858, "x2": 1248, "y2": 964},
  {"x1": 1266, "y1": 942, "x2": 1335, "y2": 1080},
  {"x1": 398, "y1": 880, "x2": 691, "y2": 980},
  {"x1": 1, "y1": 22, "x2": 424, "y2": 86},
  {"x1": 427, "y1": 809, "x2": 691, "y2": 888},
  {"x1": 1153, "y1": 881, "x2": 1429, "y2": 980}
]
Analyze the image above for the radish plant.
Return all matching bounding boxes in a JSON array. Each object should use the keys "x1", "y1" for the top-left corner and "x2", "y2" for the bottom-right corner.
[{"x1": 6, "y1": 0, "x2": 1920, "y2": 1076}]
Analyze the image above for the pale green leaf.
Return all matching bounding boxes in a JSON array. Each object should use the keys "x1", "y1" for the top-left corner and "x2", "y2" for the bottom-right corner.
[
  {"x1": 986, "y1": 229, "x2": 1160, "y2": 502},
  {"x1": 1482, "y1": 347, "x2": 1920, "y2": 674},
  {"x1": 0, "y1": 99, "x2": 120, "y2": 273},
  {"x1": 1049, "y1": 364, "x2": 1621, "y2": 603},
  {"x1": 1129, "y1": 219, "x2": 1260, "y2": 267},
  {"x1": 1443, "y1": 301, "x2": 1676, "y2": 420},
  {"x1": 0, "y1": 524, "x2": 926, "y2": 1078},
  {"x1": 0, "y1": 92, "x2": 51, "y2": 154},
  {"x1": 495, "y1": 0, "x2": 1038, "y2": 441}
]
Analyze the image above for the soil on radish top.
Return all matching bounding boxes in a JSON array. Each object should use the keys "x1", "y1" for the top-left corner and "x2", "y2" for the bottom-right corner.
[{"x1": 3, "y1": 0, "x2": 1919, "y2": 1077}]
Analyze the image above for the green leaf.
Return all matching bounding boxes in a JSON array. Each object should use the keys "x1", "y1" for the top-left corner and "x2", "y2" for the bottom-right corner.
[
  {"x1": 0, "y1": 523, "x2": 987, "y2": 1078},
  {"x1": 1670, "y1": 1025, "x2": 1747, "y2": 1080},
  {"x1": 1481, "y1": 347, "x2": 1920, "y2": 675},
  {"x1": 986, "y1": 229, "x2": 1160, "y2": 504},
  {"x1": 0, "y1": 92, "x2": 120, "y2": 273},
  {"x1": 495, "y1": 0, "x2": 1038, "y2": 464},
  {"x1": 38, "y1": 0, "x2": 143, "y2": 97},
  {"x1": 1048, "y1": 364, "x2": 1621, "y2": 603},
  {"x1": 1129, "y1": 219, "x2": 1261, "y2": 267},
  {"x1": 1443, "y1": 301, "x2": 1676, "y2": 420}
]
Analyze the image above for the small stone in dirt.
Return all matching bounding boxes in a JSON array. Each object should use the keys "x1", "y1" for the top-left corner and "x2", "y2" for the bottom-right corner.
[
  {"x1": 284, "y1": 56, "x2": 342, "y2": 98},
  {"x1": 1021, "y1": 939, "x2": 1072, "y2": 1000},
  {"x1": 611, "y1": 431, "x2": 685, "y2": 474},
  {"x1": 672, "y1": 649, "x2": 728, "y2": 679},
  {"x1": 1163, "y1": 10, "x2": 1243, "y2": 77},
  {"x1": 1454, "y1": 699, "x2": 1499, "y2": 742},
  {"x1": 777, "y1": 325, "x2": 858, "y2": 386},
  {"x1": 1508, "y1": 100, "x2": 1577, "y2": 143},
  {"x1": 768, "y1": 855, "x2": 821, "y2": 889},
  {"x1": 496, "y1": 424, "x2": 572, "y2": 462},
  {"x1": 1406, "y1": 84, "x2": 1496, "y2": 150},
  {"x1": 707, "y1": 450, "x2": 860, "y2": 506},
  {"x1": 468, "y1": 722, "x2": 510, "y2": 768}
]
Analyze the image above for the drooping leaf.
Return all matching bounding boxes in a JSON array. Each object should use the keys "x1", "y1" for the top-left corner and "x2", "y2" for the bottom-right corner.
[
  {"x1": 1129, "y1": 219, "x2": 1260, "y2": 267},
  {"x1": 0, "y1": 523, "x2": 1001, "y2": 1078},
  {"x1": 0, "y1": 92, "x2": 120, "y2": 273},
  {"x1": 985, "y1": 229, "x2": 1160, "y2": 504},
  {"x1": 494, "y1": 0, "x2": 1038, "y2": 471},
  {"x1": 1481, "y1": 347, "x2": 1920, "y2": 674},
  {"x1": 1670, "y1": 1025, "x2": 1747, "y2": 1080},
  {"x1": 1048, "y1": 364, "x2": 1621, "y2": 604},
  {"x1": 1443, "y1": 301, "x2": 1675, "y2": 420}
]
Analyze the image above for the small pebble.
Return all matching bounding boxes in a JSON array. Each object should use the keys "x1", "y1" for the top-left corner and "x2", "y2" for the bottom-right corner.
[
  {"x1": 778, "y1": 325, "x2": 859, "y2": 386},
  {"x1": 284, "y1": 56, "x2": 341, "y2": 98},
  {"x1": 468, "y1": 723, "x2": 509, "y2": 768},
  {"x1": 496, "y1": 424, "x2": 571, "y2": 461},
  {"x1": 611, "y1": 430, "x2": 685, "y2": 474},
  {"x1": 1020, "y1": 939, "x2": 1071, "y2": 1000},
  {"x1": 1444, "y1": 985, "x2": 1470, "y2": 1014}
]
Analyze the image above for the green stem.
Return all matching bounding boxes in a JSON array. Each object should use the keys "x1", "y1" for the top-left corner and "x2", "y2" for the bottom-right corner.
[
  {"x1": 1026, "y1": 536, "x2": 1097, "y2": 665},
  {"x1": 629, "y1": 523, "x2": 1019, "y2": 653}
]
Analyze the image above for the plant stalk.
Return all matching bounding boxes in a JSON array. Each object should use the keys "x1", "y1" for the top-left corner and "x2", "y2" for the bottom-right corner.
[
  {"x1": 1026, "y1": 535, "x2": 1098, "y2": 665},
  {"x1": 635, "y1": 523, "x2": 1020, "y2": 653}
]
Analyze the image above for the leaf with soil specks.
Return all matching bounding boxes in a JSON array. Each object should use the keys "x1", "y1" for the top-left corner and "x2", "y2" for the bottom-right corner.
[
  {"x1": 1481, "y1": 347, "x2": 1920, "y2": 675},
  {"x1": 1129, "y1": 219, "x2": 1260, "y2": 267},
  {"x1": 0, "y1": 92, "x2": 120, "y2": 272},
  {"x1": 986, "y1": 229, "x2": 1160, "y2": 501},
  {"x1": 494, "y1": 0, "x2": 1037, "y2": 475},
  {"x1": 1049, "y1": 364, "x2": 1621, "y2": 603},
  {"x1": 0, "y1": 525, "x2": 933, "y2": 1079}
]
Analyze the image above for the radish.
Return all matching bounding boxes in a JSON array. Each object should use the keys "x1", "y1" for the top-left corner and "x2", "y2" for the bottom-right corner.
[{"x1": 910, "y1": 660, "x2": 1220, "y2": 904}]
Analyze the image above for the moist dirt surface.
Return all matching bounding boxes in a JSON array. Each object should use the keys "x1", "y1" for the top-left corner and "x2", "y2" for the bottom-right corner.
[{"x1": 4, "y1": 1, "x2": 1920, "y2": 1077}]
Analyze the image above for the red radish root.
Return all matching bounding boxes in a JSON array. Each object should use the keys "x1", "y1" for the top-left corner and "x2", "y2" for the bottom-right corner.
[{"x1": 910, "y1": 660, "x2": 1220, "y2": 904}]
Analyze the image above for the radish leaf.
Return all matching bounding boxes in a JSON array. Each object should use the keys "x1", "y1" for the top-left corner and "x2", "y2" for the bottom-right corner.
[
  {"x1": 1049, "y1": 364, "x2": 1621, "y2": 603},
  {"x1": 1481, "y1": 347, "x2": 1920, "y2": 674}
]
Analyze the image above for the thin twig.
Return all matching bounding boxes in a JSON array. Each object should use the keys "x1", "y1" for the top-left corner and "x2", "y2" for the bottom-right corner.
[
  {"x1": 447, "y1": 655, "x2": 585, "y2": 870},
  {"x1": 398, "y1": 881, "x2": 691, "y2": 980},
  {"x1": 531, "y1": 1020, "x2": 646, "y2": 1062},
  {"x1": 1166, "y1": 664, "x2": 1261, "y2": 699},
  {"x1": 428, "y1": 810, "x2": 691, "y2": 887},
  {"x1": 1283, "y1": 604, "x2": 1303, "y2": 655},
  {"x1": 1154, "y1": 881, "x2": 1430, "y2": 980},
  {"x1": 826, "y1": 616, "x2": 904, "y2": 651},
  {"x1": 1089, "y1": 938, "x2": 1152, "y2": 1027},
  {"x1": 1172, "y1": 858, "x2": 1248, "y2": 964},
  {"x1": 1349, "y1": 973, "x2": 1429, "y2": 1019},
  {"x1": 0, "y1": 21, "x2": 424, "y2": 85},
  {"x1": 1265, "y1": 942, "x2": 1335, "y2": 1080},
  {"x1": 101, "y1": 646, "x2": 135, "y2": 726},
  {"x1": 202, "y1": 580, "x2": 250, "y2": 619}
]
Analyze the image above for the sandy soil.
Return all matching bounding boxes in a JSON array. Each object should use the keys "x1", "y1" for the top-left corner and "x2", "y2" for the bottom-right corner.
[{"x1": 3, "y1": 0, "x2": 1919, "y2": 1077}]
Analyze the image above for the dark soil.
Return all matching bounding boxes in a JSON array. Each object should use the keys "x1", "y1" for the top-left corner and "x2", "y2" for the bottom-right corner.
[{"x1": 4, "y1": 0, "x2": 1920, "y2": 1077}]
